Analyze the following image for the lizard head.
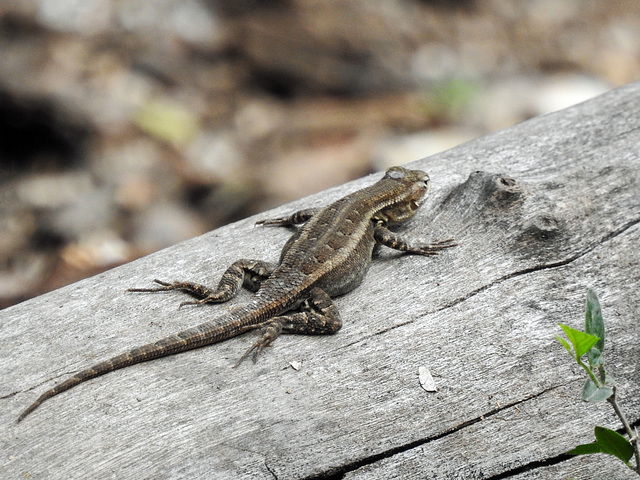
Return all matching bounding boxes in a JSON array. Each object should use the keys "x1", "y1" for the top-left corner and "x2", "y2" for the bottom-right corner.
[{"x1": 375, "y1": 166, "x2": 431, "y2": 224}]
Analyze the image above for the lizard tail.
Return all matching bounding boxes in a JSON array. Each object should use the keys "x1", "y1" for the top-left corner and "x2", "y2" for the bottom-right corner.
[{"x1": 17, "y1": 312, "x2": 257, "y2": 423}]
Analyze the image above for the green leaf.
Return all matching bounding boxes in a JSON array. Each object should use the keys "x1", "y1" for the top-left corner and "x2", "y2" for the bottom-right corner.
[
  {"x1": 567, "y1": 426, "x2": 633, "y2": 464},
  {"x1": 554, "y1": 334, "x2": 575, "y2": 358},
  {"x1": 588, "y1": 347, "x2": 604, "y2": 367},
  {"x1": 558, "y1": 324, "x2": 600, "y2": 359},
  {"x1": 585, "y1": 290, "x2": 605, "y2": 366},
  {"x1": 567, "y1": 442, "x2": 603, "y2": 455},
  {"x1": 594, "y1": 426, "x2": 634, "y2": 463},
  {"x1": 582, "y1": 379, "x2": 613, "y2": 402}
]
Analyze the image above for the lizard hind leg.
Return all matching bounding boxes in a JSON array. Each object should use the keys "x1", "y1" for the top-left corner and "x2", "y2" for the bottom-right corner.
[
  {"x1": 233, "y1": 287, "x2": 342, "y2": 367},
  {"x1": 127, "y1": 259, "x2": 276, "y2": 308}
]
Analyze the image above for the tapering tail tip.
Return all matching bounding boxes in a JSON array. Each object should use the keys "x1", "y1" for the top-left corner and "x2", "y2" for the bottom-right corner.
[{"x1": 17, "y1": 401, "x2": 40, "y2": 423}]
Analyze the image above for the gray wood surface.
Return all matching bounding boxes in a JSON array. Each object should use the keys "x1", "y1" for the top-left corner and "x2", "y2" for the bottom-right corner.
[{"x1": 2, "y1": 81, "x2": 640, "y2": 480}]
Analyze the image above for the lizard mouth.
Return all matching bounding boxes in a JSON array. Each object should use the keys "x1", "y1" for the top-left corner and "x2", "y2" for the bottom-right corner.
[{"x1": 411, "y1": 191, "x2": 429, "y2": 210}]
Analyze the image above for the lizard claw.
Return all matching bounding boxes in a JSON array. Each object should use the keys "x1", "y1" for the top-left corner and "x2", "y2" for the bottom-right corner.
[
  {"x1": 255, "y1": 218, "x2": 291, "y2": 227},
  {"x1": 178, "y1": 298, "x2": 210, "y2": 308},
  {"x1": 126, "y1": 279, "x2": 173, "y2": 293},
  {"x1": 233, "y1": 341, "x2": 264, "y2": 368},
  {"x1": 232, "y1": 320, "x2": 283, "y2": 368},
  {"x1": 417, "y1": 238, "x2": 459, "y2": 255}
]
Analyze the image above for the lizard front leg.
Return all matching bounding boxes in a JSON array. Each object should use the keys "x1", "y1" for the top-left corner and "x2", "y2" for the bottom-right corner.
[
  {"x1": 234, "y1": 287, "x2": 341, "y2": 366},
  {"x1": 255, "y1": 208, "x2": 319, "y2": 227},
  {"x1": 127, "y1": 259, "x2": 277, "y2": 307},
  {"x1": 374, "y1": 223, "x2": 458, "y2": 255}
]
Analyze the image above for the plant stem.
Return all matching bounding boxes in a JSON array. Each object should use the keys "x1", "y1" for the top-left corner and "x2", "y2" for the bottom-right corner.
[
  {"x1": 607, "y1": 386, "x2": 640, "y2": 474},
  {"x1": 577, "y1": 357, "x2": 600, "y2": 387}
]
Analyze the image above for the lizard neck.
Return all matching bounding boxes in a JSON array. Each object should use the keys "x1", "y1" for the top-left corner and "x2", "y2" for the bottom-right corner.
[{"x1": 339, "y1": 177, "x2": 414, "y2": 218}]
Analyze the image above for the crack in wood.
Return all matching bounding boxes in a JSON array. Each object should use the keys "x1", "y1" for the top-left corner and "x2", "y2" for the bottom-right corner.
[
  {"x1": 484, "y1": 452, "x2": 574, "y2": 479},
  {"x1": 485, "y1": 416, "x2": 640, "y2": 479},
  {"x1": 0, "y1": 390, "x2": 19, "y2": 400},
  {"x1": 300, "y1": 387, "x2": 563, "y2": 480},
  {"x1": 264, "y1": 459, "x2": 278, "y2": 480},
  {"x1": 439, "y1": 216, "x2": 640, "y2": 314}
]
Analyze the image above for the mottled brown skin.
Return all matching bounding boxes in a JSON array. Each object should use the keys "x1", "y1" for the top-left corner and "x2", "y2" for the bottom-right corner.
[{"x1": 18, "y1": 166, "x2": 457, "y2": 422}]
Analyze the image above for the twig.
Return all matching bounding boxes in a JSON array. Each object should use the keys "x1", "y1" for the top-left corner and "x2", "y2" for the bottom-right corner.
[{"x1": 607, "y1": 386, "x2": 640, "y2": 473}]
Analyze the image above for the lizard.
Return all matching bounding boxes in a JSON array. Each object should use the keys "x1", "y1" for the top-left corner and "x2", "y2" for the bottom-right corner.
[{"x1": 17, "y1": 165, "x2": 457, "y2": 422}]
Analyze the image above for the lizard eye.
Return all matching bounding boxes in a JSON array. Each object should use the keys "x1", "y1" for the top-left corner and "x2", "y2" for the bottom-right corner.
[{"x1": 385, "y1": 167, "x2": 407, "y2": 180}]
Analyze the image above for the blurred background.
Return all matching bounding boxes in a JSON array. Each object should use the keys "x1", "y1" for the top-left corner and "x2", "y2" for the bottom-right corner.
[{"x1": 1, "y1": 0, "x2": 638, "y2": 308}]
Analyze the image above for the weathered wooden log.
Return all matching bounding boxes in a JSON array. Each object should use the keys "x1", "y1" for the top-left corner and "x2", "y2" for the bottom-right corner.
[{"x1": 2, "y1": 81, "x2": 639, "y2": 479}]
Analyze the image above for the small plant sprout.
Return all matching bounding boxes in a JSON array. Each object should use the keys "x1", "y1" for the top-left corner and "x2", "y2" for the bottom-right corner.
[{"x1": 555, "y1": 289, "x2": 639, "y2": 474}]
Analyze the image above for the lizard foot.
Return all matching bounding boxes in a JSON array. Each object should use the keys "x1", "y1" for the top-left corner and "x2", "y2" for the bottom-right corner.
[{"x1": 233, "y1": 321, "x2": 284, "y2": 368}]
